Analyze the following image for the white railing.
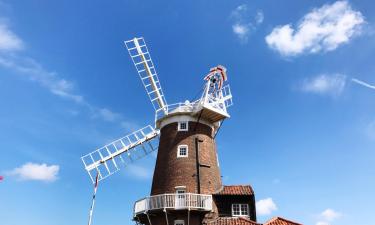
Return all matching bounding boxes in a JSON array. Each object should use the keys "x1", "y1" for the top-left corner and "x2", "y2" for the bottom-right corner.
[
  {"x1": 134, "y1": 193, "x2": 212, "y2": 215},
  {"x1": 154, "y1": 85, "x2": 233, "y2": 123},
  {"x1": 155, "y1": 100, "x2": 200, "y2": 121}
]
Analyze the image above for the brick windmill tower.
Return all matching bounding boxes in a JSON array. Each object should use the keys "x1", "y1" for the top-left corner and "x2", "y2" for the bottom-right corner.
[{"x1": 82, "y1": 37, "x2": 301, "y2": 225}]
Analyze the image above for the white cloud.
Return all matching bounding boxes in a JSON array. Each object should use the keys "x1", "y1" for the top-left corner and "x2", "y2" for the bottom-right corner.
[
  {"x1": 232, "y1": 23, "x2": 251, "y2": 42},
  {"x1": 300, "y1": 74, "x2": 346, "y2": 96},
  {"x1": 265, "y1": 1, "x2": 365, "y2": 56},
  {"x1": 0, "y1": 22, "x2": 23, "y2": 51},
  {"x1": 230, "y1": 4, "x2": 263, "y2": 43},
  {"x1": 7, "y1": 162, "x2": 59, "y2": 182},
  {"x1": 231, "y1": 4, "x2": 247, "y2": 19},
  {"x1": 315, "y1": 208, "x2": 342, "y2": 225},
  {"x1": 256, "y1": 198, "x2": 277, "y2": 216},
  {"x1": 316, "y1": 222, "x2": 330, "y2": 225},
  {"x1": 320, "y1": 208, "x2": 342, "y2": 221}
]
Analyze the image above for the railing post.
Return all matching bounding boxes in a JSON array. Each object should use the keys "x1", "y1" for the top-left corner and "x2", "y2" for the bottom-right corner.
[
  {"x1": 188, "y1": 193, "x2": 190, "y2": 209},
  {"x1": 163, "y1": 194, "x2": 167, "y2": 209},
  {"x1": 145, "y1": 197, "x2": 149, "y2": 212}
]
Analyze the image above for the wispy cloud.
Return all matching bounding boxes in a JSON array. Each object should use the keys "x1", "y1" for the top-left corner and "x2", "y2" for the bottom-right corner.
[
  {"x1": 316, "y1": 208, "x2": 342, "y2": 225},
  {"x1": 365, "y1": 119, "x2": 375, "y2": 140},
  {"x1": 0, "y1": 22, "x2": 23, "y2": 51},
  {"x1": 232, "y1": 23, "x2": 252, "y2": 42},
  {"x1": 7, "y1": 162, "x2": 59, "y2": 182},
  {"x1": 0, "y1": 18, "x2": 136, "y2": 129},
  {"x1": 94, "y1": 108, "x2": 121, "y2": 122},
  {"x1": 266, "y1": 1, "x2": 365, "y2": 56},
  {"x1": 316, "y1": 222, "x2": 330, "y2": 225},
  {"x1": 255, "y1": 10, "x2": 264, "y2": 25},
  {"x1": 230, "y1": 5, "x2": 264, "y2": 43},
  {"x1": 256, "y1": 198, "x2": 277, "y2": 216},
  {"x1": 0, "y1": 55, "x2": 83, "y2": 103},
  {"x1": 300, "y1": 74, "x2": 347, "y2": 97},
  {"x1": 125, "y1": 164, "x2": 153, "y2": 180},
  {"x1": 352, "y1": 78, "x2": 375, "y2": 90},
  {"x1": 320, "y1": 208, "x2": 342, "y2": 221}
]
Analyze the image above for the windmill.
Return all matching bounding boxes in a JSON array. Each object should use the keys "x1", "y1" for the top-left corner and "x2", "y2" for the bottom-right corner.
[{"x1": 81, "y1": 37, "x2": 233, "y2": 225}]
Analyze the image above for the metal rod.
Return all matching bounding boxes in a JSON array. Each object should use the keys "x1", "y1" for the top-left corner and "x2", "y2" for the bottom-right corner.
[
  {"x1": 188, "y1": 209, "x2": 190, "y2": 225},
  {"x1": 195, "y1": 138, "x2": 203, "y2": 194},
  {"x1": 213, "y1": 119, "x2": 225, "y2": 139},
  {"x1": 164, "y1": 209, "x2": 169, "y2": 225},
  {"x1": 194, "y1": 109, "x2": 204, "y2": 132},
  {"x1": 87, "y1": 174, "x2": 99, "y2": 225},
  {"x1": 146, "y1": 212, "x2": 152, "y2": 225}
]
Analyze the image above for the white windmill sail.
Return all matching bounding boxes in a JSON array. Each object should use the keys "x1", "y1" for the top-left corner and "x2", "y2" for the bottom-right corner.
[
  {"x1": 125, "y1": 37, "x2": 168, "y2": 117},
  {"x1": 81, "y1": 125, "x2": 159, "y2": 183}
]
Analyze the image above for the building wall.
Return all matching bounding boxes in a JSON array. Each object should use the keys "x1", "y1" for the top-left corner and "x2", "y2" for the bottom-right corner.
[
  {"x1": 135, "y1": 210, "x2": 205, "y2": 225},
  {"x1": 213, "y1": 195, "x2": 257, "y2": 222},
  {"x1": 151, "y1": 120, "x2": 222, "y2": 195}
]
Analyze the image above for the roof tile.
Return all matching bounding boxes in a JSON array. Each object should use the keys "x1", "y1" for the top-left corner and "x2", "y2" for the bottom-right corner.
[
  {"x1": 206, "y1": 217, "x2": 260, "y2": 225},
  {"x1": 214, "y1": 185, "x2": 254, "y2": 195},
  {"x1": 263, "y1": 217, "x2": 303, "y2": 225}
]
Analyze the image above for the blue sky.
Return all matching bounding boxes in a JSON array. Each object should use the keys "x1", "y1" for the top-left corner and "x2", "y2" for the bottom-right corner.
[{"x1": 0, "y1": 1, "x2": 374, "y2": 225}]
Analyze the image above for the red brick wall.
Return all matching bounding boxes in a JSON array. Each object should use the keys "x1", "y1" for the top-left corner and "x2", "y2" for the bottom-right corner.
[{"x1": 151, "y1": 120, "x2": 222, "y2": 195}]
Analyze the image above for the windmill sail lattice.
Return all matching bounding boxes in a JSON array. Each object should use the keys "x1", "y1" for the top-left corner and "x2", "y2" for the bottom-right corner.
[
  {"x1": 125, "y1": 37, "x2": 168, "y2": 115},
  {"x1": 81, "y1": 125, "x2": 159, "y2": 183}
]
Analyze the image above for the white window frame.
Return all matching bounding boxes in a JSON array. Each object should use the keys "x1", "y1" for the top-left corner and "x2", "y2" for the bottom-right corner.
[
  {"x1": 174, "y1": 220, "x2": 185, "y2": 225},
  {"x1": 231, "y1": 203, "x2": 249, "y2": 217},
  {"x1": 177, "y1": 145, "x2": 188, "y2": 158},
  {"x1": 175, "y1": 186, "x2": 186, "y2": 190},
  {"x1": 176, "y1": 188, "x2": 186, "y2": 197},
  {"x1": 178, "y1": 121, "x2": 188, "y2": 131}
]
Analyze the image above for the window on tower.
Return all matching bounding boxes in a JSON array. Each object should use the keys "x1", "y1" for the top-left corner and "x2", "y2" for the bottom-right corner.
[
  {"x1": 178, "y1": 121, "x2": 188, "y2": 131},
  {"x1": 232, "y1": 204, "x2": 249, "y2": 217},
  {"x1": 177, "y1": 145, "x2": 188, "y2": 158}
]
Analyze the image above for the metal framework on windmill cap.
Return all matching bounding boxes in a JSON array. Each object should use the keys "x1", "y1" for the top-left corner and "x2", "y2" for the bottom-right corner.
[{"x1": 81, "y1": 37, "x2": 233, "y2": 184}]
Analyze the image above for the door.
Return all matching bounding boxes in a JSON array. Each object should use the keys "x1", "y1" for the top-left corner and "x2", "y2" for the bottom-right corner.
[{"x1": 175, "y1": 188, "x2": 186, "y2": 209}]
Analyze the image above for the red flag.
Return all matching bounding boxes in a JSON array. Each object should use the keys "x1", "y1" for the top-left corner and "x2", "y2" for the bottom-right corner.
[{"x1": 0, "y1": 176, "x2": 4, "y2": 181}]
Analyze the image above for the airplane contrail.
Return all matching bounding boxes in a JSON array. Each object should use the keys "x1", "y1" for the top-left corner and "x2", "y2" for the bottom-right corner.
[{"x1": 352, "y1": 78, "x2": 375, "y2": 90}]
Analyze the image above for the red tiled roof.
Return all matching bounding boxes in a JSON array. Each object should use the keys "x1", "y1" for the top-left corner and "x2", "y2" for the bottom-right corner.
[
  {"x1": 206, "y1": 217, "x2": 260, "y2": 225},
  {"x1": 263, "y1": 217, "x2": 303, "y2": 225},
  {"x1": 214, "y1": 185, "x2": 254, "y2": 195}
]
